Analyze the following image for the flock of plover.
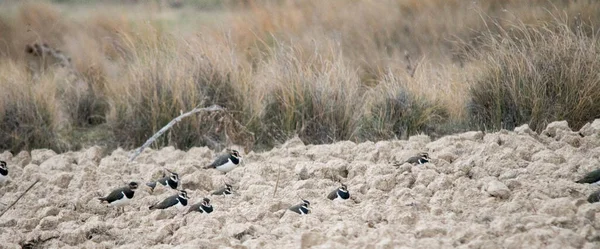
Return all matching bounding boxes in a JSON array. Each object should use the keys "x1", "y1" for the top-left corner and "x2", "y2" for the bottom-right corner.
[
  {"x1": 1, "y1": 149, "x2": 598, "y2": 218},
  {"x1": 0, "y1": 148, "x2": 371, "y2": 217}
]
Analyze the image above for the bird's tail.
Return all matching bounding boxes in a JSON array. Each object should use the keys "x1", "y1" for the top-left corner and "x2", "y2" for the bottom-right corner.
[
  {"x1": 98, "y1": 197, "x2": 107, "y2": 203},
  {"x1": 203, "y1": 165, "x2": 214, "y2": 169},
  {"x1": 146, "y1": 182, "x2": 157, "y2": 190}
]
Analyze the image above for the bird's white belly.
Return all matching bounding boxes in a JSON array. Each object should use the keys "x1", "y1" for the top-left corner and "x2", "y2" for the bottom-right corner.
[
  {"x1": 110, "y1": 192, "x2": 132, "y2": 207},
  {"x1": 216, "y1": 161, "x2": 238, "y2": 173},
  {"x1": 592, "y1": 180, "x2": 600, "y2": 186},
  {"x1": 0, "y1": 174, "x2": 7, "y2": 184}
]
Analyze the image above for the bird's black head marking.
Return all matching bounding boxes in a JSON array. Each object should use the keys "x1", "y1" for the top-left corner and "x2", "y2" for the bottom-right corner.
[
  {"x1": 179, "y1": 190, "x2": 189, "y2": 199},
  {"x1": 290, "y1": 199, "x2": 311, "y2": 214},
  {"x1": 128, "y1": 182, "x2": 139, "y2": 190},
  {"x1": 419, "y1": 152, "x2": 430, "y2": 160},
  {"x1": 230, "y1": 150, "x2": 241, "y2": 159},
  {"x1": 170, "y1": 172, "x2": 179, "y2": 182},
  {"x1": 337, "y1": 184, "x2": 350, "y2": 199},
  {"x1": 0, "y1": 161, "x2": 6, "y2": 169},
  {"x1": 340, "y1": 184, "x2": 347, "y2": 191},
  {"x1": 302, "y1": 199, "x2": 310, "y2": 207},
  {"x1": 202, "y1": 198, "x2": 211, "y2": 206},
  {"x1": 165, "y1": 169, "x2": 179, "y2": 181},
  {"x1": 300, "y1": 200, "x2": 311, "y2": 214}
]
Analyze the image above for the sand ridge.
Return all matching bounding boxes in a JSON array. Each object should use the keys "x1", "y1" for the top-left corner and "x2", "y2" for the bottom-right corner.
[{"x1": 1, "y1": 120, "x2": 600, "y2": 248}]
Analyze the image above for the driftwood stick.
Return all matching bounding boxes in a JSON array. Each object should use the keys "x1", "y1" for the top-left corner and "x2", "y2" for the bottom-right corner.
[
  {"x1": 129, "y1": 104, "x2": 224, "y2": 162},
  {"x1": 0, "y1": 179, "x2": 39, "y2": 218},
  {"x1": 273, "y1": 164, "x2": 282, "y2": 197}
]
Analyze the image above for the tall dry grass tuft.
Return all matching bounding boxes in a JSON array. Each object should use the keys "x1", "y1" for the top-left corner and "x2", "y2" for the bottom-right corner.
[
  {"x1": 0, "y1": 62, "x2": 64, "y2": 152},
  {"x1": 363, "y1": 72, "x2": 449, "y2": 140},
  {"x1": 229, "y1": 0, "x2": 600, "y2": 84},
  {"x1": 256, "y1": 43, "x2": 363, "y2": 145},
  {"x1": 105, "y1": 29, "x2": 247, "y2": 150},
  {"x1": 467, "y1": 17, "x2": 600, "y2": 131},
  {"x1": 2, "y1": 1, "x2": 600, "y2": 153}
]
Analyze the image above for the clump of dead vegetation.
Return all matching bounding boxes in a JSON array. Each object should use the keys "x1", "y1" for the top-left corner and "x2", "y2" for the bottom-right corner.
[{"x1": 1, "y1": 0, "x2": 599, "y2": 153}]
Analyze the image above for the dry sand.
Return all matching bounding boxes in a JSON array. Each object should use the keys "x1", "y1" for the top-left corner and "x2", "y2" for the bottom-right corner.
[{"x1": 1, "y1": 120, "x2": 600, "y2": 248}]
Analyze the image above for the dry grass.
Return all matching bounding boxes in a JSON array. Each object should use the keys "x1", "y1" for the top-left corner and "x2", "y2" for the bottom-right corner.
[
  {"x1": 0, "y1": 60, "x2": 63, "y2": 152},
  {"x1": 362, "y1": 72, "x2": 449, "y2": 141},
  {"x1": 256, "y1": 43, "x2": 364, "y2": 145},
  {"x1": 467, "y1": 16, "x2": 600, "y2": 132},
  {"x1": 1, "y1": 0, "x2": 600, "y2": 153}
]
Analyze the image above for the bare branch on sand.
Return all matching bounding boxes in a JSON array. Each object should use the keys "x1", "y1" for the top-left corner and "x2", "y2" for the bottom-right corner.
[{"x1": 129, "y1": 105, "x2": 224, "y2": 162}]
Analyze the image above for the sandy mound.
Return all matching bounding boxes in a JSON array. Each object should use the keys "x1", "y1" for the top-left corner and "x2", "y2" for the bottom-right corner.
[{"x1": 2, "y1": 120, "x2": 600, "y2": 248}]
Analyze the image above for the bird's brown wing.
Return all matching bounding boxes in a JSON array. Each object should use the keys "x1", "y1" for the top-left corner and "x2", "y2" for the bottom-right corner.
[
  {"x1": 576, "y1": 169, "x2": 600, "y2": 184},
  {"x1": 327, "y1": 189, "x2": 338, "y2": 200},
  {"x1": 99, "y1": 187, "x2": 126, "y2": 203},
  {"x1": 149, "y1": 194, "x2": 179, "y2": 210},
  {"x1": 205, "y1": 154, "x2": 230, "y2": 169},
  {"x1": 185, "y1": 202, "x2": 203, "y2": 214},
  {"x1": 212, "y1": 187, "x2": 227, "y2": 195},
  {"x1": 405, "y1": 156, "x2": 419, "y2": 164},
  {"x1": 288, "y1": 204, "x2": 303, "y2": 214}
]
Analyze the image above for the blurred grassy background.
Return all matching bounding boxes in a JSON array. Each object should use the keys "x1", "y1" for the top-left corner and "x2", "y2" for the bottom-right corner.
[{"x1": 1, "y1": 0, "x2": 600, "y2": 153}]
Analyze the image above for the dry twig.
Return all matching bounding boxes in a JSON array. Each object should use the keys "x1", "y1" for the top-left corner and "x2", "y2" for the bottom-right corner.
[
  {"x1": 129, "y1": 104, "x2": 224, "y2": 162},
  {"x1": 273, "y1": 164, "x2": 282, "y2": 197},
  {"x1": 0, "y1": 179, "x2": 39, "y2": 218}
]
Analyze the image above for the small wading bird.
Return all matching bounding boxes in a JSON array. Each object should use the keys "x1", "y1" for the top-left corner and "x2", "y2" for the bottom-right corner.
[
  {"x1": 146, "y1": 169, "x2": 180, "y2": 192},
  {"x1": 0, "y1": 161, "x2": 8, "y2": 184},
  {"x1": 98, "y1": 182, "x2": 139, "y2": 214},
  {"x1": 327, "y1": 184, "x2": 350, "y2": 201},
  {"x1": 405, "y1": 152, "x2": 430, "y2": 165},
  {"x1": 204, "y1": 150, "x2": 242, "y2": 173},
  {"x1": 289, "y1": 199, "x2": 311, "y2": 215},
  {"x1": 575, "y1": 169, "x2": 600, "y2": 185},
  {"x1": 212, "y1": 183, "x2": 233, "y2": 196},
  {"x1": 186, "y1": 198, "x2": 213, "y2": 215},
  {"x1": 149, "y1": 190, "x2": 189, "y2": 210}
]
